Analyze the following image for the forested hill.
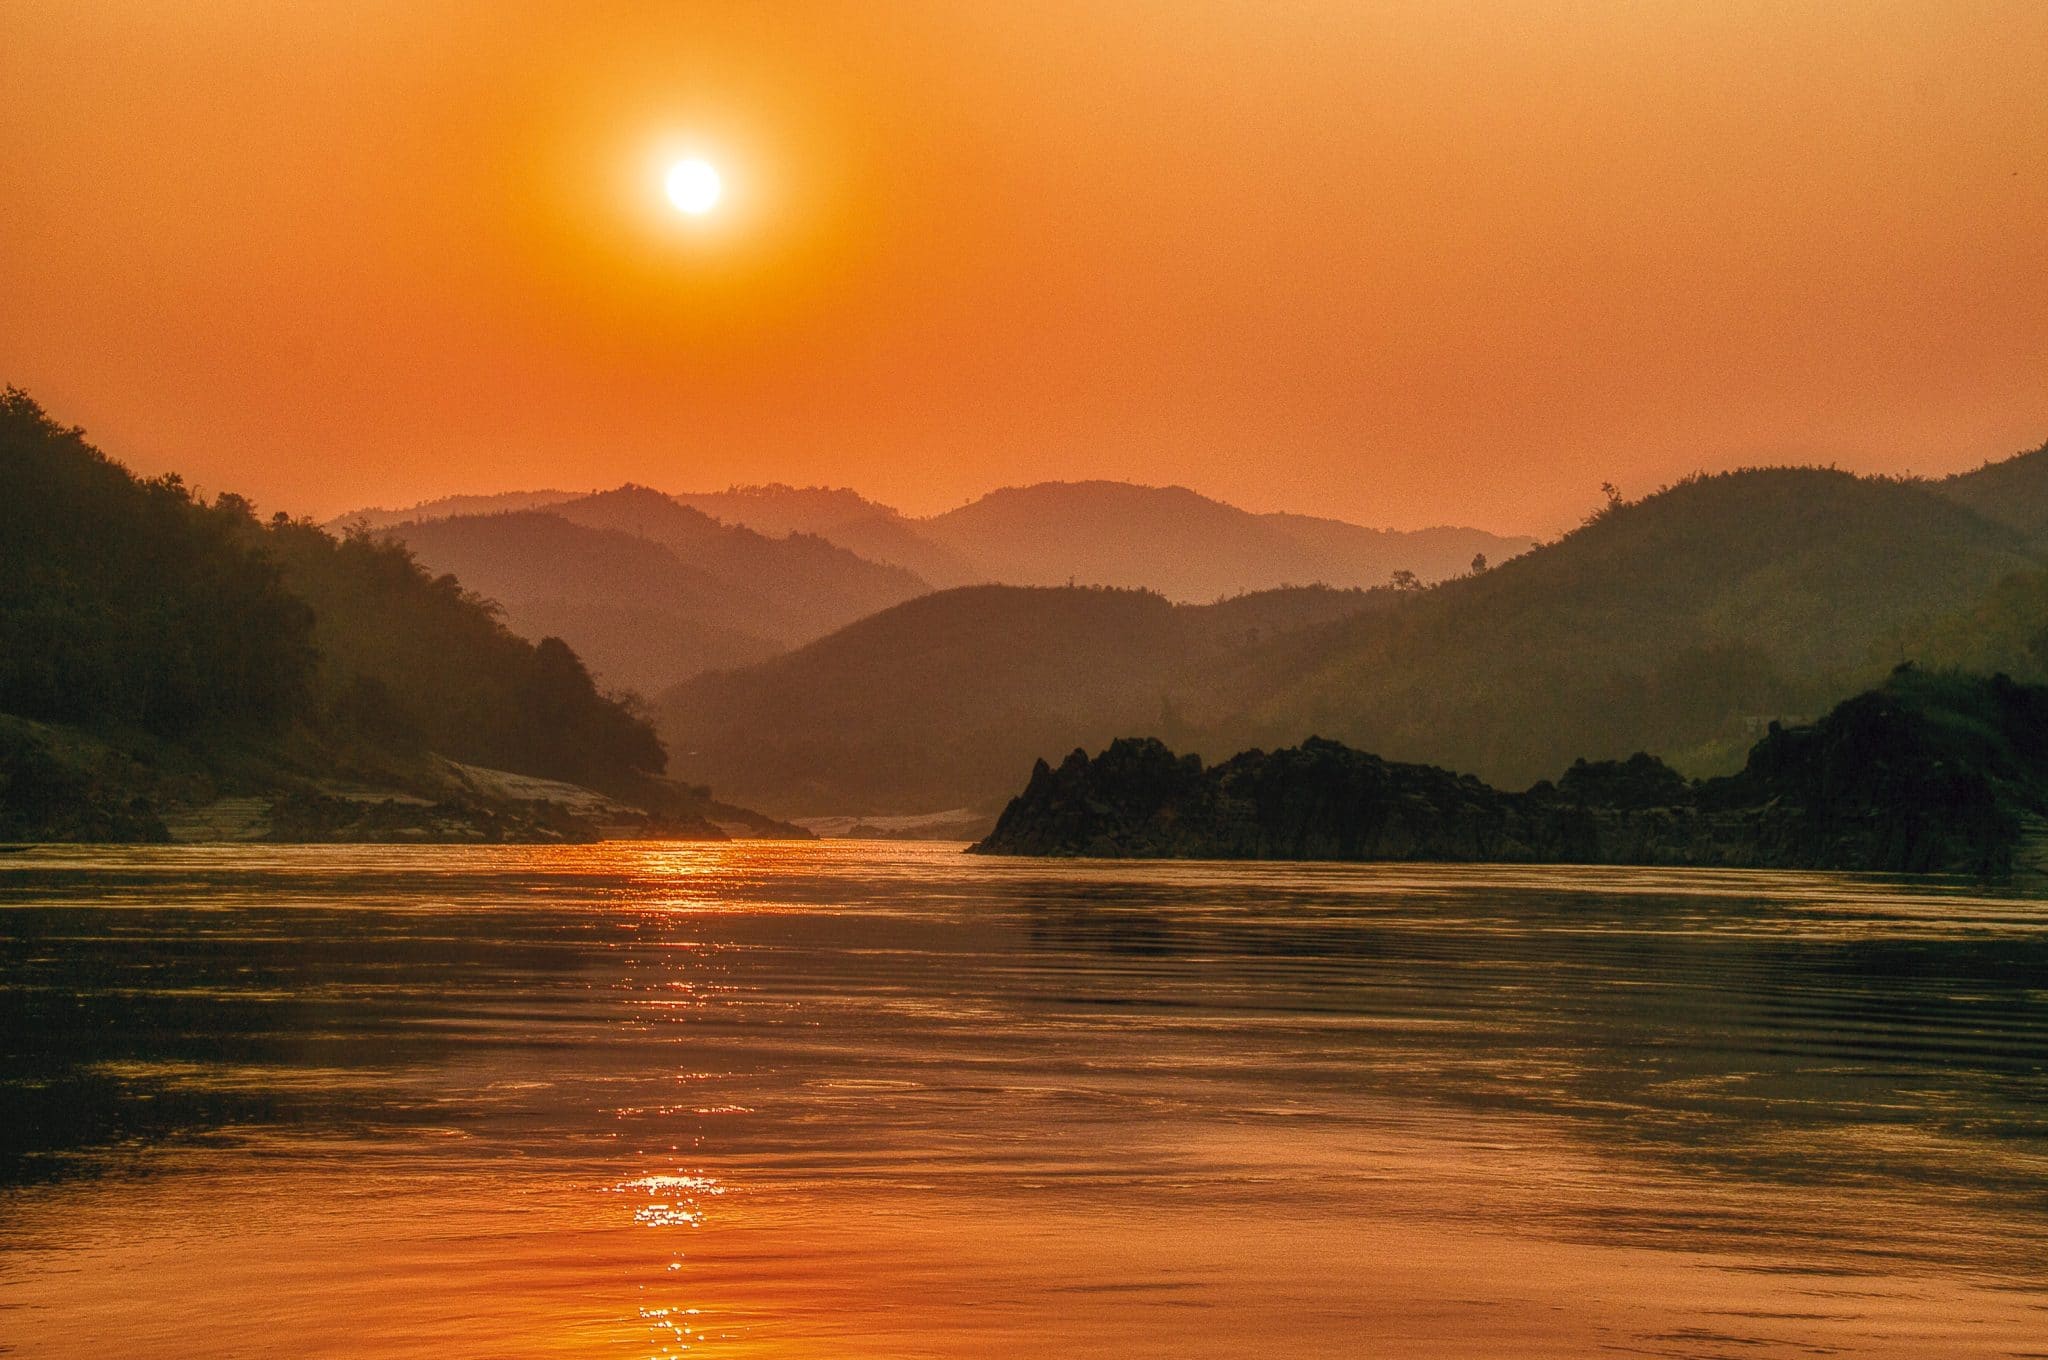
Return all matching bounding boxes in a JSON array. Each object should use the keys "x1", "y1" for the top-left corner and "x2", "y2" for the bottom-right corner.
[
  {"x1": 1226, "y1": 466, "x2": 2035, "y2": 784},
  {"x1": 658, "y1": 583, "x2": 1388, "y2": 815},
  {"x1": 0, "y1": 388, "x2": 773, "y2": 841},
  {"x1": 662, "y1": 462, "x2": 2046, "y2": 816},
  {"x1": 1938, "y1": 438, "x2": 2048, "y2": 539}
]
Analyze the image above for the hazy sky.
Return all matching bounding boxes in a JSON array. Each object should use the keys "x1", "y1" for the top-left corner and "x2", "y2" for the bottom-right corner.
[{"x1": 3, "y1": 1, "x2": 2043, "y2": 532}]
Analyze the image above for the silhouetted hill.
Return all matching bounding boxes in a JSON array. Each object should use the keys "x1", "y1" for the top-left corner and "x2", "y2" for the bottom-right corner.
[
  {"x1": 341, "y1": 478, "x2": 1531, "y2": 606},
  {"x1": 663, "y1": 466, "x2": 2039, "y2": 813},
  {"x1": 658, "y1": 584, "x2": 1385, "y2": 815},
  {"x1": 920, "y1": 482, "x2": 1322, "y2": 598},
  {"x1": 669, "y1": 483, "x2": 894, "y2": 537},
  {"x1": 1903, "y1": 565, "x2": 2048, "y2": 681},
  {"x1": 917, "y1": 481, "x2": 1535, "y2": 599},
  {"x1": 2, "y1": 392, "x2": 313, "y2": 735},
  {"x1": 973, "y1": 668, "x2": 2048, "y2": 877},
  {"x1": 375, "y1": 489, "x2": 931, "y2": 693},
  {"x1": 551, "y1": 486, "x2": 929, "y2": 637},
  {"x1": 1937, "y1": 437, "x2": 2048, "y2": 539},
  {"x1": 0, "y1": 388, "x2": 794, "y2": 842},
  {"x1": 332, "y1": 489, "x2": 581, "y2": 532},
  {"x1": 1260, "y1": 512, "x2": 1528, "y2": 584},
  {"x1": 261, "y1": 518, "x2": 669, "y2": 789},
  {"x1": 669, "y1": 484, "x2": 982, "y2": 586}
]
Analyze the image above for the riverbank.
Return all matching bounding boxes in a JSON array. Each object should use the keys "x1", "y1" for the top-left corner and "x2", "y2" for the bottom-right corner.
[{"x1": 0, "y1": 714, "x2": 807, "y2": 844}]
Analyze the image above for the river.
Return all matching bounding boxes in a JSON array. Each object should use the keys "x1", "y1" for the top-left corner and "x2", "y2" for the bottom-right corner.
[{"x1": 2, "y1": 842, "x2": 2044, "y2": 1357}]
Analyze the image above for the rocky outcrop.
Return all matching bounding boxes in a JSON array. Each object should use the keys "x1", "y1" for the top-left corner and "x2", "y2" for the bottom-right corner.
[{"x1": 972, "y1": 670, "x2": 2048, "y2": 876}]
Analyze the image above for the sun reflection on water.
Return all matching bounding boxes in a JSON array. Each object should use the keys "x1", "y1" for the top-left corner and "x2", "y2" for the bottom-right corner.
[{"x1": 615, "y1": 1172, "x2": 727, "y2": 1229}]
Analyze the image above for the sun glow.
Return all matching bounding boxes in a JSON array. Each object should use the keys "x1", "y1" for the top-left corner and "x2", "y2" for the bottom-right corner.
[{"x1": 665, "y1": 158, "x2": 723, "y2": 216}]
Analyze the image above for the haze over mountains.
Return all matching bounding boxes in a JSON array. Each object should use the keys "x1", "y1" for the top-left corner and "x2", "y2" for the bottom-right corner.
[
  {"x1": 340, "y1": 480, "x2": 1535, "y2": 694},
  {"x1": 667, "y1": 486, "x2": 982, "y2": 588},
  {"x1": 660, "y1": 442, "x2": 2048, "y2": 818},
  {"x1": 15, "y1": 373, "x2": 2048, "y2": 836},
  {"x1": 915, "y1": 482, "x2": 1524, "y2": 601},
  {"x1": 326, "y1": 436, "x2": 2048, "y2": 825},
  {"x1": 374, "y1": 489, "x2": 927, "y2": 694}
]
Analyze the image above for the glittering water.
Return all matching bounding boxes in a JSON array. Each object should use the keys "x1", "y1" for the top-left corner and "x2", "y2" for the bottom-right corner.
[{"x1": 2, "y1": 842, "x2": 2045, "y2": 1358}]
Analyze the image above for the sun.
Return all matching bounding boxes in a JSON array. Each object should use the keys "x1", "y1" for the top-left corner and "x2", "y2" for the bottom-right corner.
[{"x1": 665, "y1": 158, "x2": 723, "y2": 216}]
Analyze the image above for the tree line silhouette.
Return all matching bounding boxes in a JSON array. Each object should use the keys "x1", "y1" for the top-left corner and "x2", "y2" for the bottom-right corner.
[{"x1": 0, "y1": 389, "x2": 663, "y2": 791}]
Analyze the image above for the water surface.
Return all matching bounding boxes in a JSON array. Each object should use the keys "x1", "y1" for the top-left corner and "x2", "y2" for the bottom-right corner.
[{"x1": 3, "y1": 842, "x2": 2045, "y2": 1357}]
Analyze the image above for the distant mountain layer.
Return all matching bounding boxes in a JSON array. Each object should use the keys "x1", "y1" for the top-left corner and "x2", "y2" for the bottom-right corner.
[
  {"x1": 334, "y1": 478, "x2": 1535, "y2": 695},
  {"x1": 345, "y1": 479, "x2": 1536, "y2": 604},
  {"x1": 666, "y1": 479, "x2": 1534, "y2": 597},
  {"x1": 335, "y1": 489, "x2": 582, "y2": 532},
  {"x1": 551, "y1": 486, "x2": 927, "y2": 638},
  {"x1": 661, "y1": 459, "x2": 2048, "y2": 816},
  {"x1": 915, "y1": 481, "x2": 1535, "y2": 599},
  {"x1": 368, "y1": 488, "x2": 930, "y2": 695},
  {"x1": 668, "y1": 485, "x2": 985, "y2": 588},
  {"x1": 972, "y1": 669, "x2": 2048, "y2": 878}
]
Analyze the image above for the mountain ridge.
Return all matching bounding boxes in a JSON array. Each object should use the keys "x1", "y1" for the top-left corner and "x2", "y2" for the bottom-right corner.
[
  {"x1": 660, "y1": 453, "x2": 2048, "y2": 816},
  {"x1": 339, "y1": 477, "x2": 1538, "y2": 699},
  {"x1": 339, "y1": 477, "x2": 1539, "y2": 602}
]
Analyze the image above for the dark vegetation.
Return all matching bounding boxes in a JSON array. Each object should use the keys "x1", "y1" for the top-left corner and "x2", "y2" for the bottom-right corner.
[
  {"x1": 0, "y1": 388, "x2": 784, "y2": 841},
  {"x1": 1, "y1": 394, "x2": 315, "y2": 734},
  {"x1": 666, "y1": 452, "x2": 2048, "y2": 816},
  {"x1": 974, "y1": 668, "x2": 2048, "y2": 877},
  {"x1": 258, "y1": 518, "x2": 667, "y2": 786}
]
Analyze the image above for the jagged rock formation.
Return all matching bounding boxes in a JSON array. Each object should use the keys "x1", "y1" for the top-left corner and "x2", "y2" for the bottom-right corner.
[{"x1": 973, "y1": 670, "x2": 2048, "y2": 876}]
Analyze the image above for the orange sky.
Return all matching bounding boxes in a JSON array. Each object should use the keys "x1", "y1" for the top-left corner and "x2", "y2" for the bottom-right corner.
[{"x1": 2, "y1": 1, "x2": 2043, "y2": 533}]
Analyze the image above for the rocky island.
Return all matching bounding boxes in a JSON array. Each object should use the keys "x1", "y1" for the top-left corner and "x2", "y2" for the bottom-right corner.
[{"x1": 972, "y1": 668, "x2": 2048, "y2": 877}]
